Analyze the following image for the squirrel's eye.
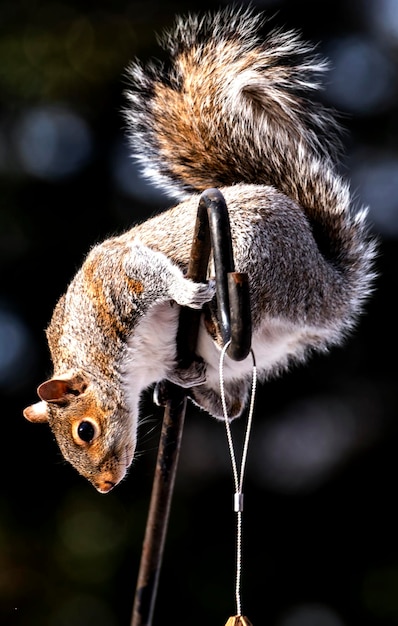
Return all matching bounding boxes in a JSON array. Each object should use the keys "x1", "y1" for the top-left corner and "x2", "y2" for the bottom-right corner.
[
  {"x1": 78, "y1": 421, "x2": 95, "y2": 442},
  {"x1": 73, "y1": 419, "x2": 100, "y2": 445}
]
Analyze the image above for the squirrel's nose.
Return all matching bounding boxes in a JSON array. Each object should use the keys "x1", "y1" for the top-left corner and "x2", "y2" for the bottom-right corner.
[{"x1": 95, "y1": 480, "x2": 116, "y2": 494}]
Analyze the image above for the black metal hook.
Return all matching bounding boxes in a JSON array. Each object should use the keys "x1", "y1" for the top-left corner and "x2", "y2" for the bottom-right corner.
[
  {"x1": 177, "y1": 187, "x2": 252, "y2": 365},
  {"x1": 199, "y1": 187, "x2": 252, "y2": 360}
]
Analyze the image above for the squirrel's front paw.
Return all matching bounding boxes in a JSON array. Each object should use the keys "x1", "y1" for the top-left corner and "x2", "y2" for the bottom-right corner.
[
  {"x1": 172, "y1": 278, "x2": 215, "y2": 309},
  {"x1": 166, "y1": 357, "x2": 207, "y2": 388}
]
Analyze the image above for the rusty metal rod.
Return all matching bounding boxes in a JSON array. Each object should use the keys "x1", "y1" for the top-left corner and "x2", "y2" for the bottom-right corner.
[{"x1": 130, "y1": 384, "x2": 186, "y2": 626}]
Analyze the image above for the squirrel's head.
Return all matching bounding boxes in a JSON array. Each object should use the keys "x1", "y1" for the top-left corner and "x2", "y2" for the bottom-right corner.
[{"x1": 23, "y1": 370, "x2": 136, "y2": 493}]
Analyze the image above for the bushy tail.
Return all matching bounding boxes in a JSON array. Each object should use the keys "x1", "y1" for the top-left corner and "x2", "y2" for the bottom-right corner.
[
  {"x1": 124, "y1": 6, "x2": 376, "y2": 314},
  {"x1": 125, "y1": 5, "x2": 340, "y2": 199}
]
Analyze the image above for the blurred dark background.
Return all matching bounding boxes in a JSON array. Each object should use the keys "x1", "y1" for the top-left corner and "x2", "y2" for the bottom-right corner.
[{"x1": 1, "y1": 0, "x2": 398, "y2": 625}]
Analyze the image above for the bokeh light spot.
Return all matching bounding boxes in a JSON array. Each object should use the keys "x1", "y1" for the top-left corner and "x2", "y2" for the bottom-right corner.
[
  {"x1": 48, "y1": 594, "x2": 117, "y2": 626},
  {"x1": 0, "y1": 306, "x2": 35, "y2": 389},
  {"x1": 14, "y1": 105, "x2": 92, "y2": 179},
  {"x1": 59, "y1": 508, "x2": 124, "y2": 556},
  {"x1": 251, "y1": 395, "x2": 374, "y2": 493},
  {"x1": 364, "y1": 0, "x2": 398, "y2": 41},
  {"x1": 351, "y1": 152, "x2": 398, "y2": 237},
  {"x1": 277, "y1": 603, "x2": 344, "y2": 626},
  {"x1": 324, "y1": 36, "x2": 395, "y2": 113}
]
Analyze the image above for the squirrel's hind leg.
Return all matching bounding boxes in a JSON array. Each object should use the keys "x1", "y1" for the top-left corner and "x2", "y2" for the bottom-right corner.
[
  {"x1": 188, "y1": 379, "x2": 251, "y2": 420},
  {"x1": 166, "y1": 357, "x2": 207, "y2": 388}
]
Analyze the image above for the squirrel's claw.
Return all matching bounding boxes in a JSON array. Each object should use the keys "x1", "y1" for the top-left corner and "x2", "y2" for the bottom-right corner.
[
  {"x1": 153, "y1": 357, "x2": 207, "y2": 407},
  {"x1": 153, "y1": 381, "x2": 169, "y2": 407},
  {"x1": 166, "y1": 357, "x2": 207, "y2": 388},
  {"x1": 173, "y1": 278, "x2": 215, "y2": 309}
]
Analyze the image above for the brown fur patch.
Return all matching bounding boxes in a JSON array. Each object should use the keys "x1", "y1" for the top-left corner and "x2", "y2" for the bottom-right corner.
[
  {"x1": 126, "y1": 277, "x2": 144, "y2": 294},
  {"x1": 81, "y1": 257, "x2": 144, "y2": 340}
]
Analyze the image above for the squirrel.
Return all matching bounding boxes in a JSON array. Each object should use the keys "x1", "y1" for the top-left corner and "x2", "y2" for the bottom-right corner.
[{"x1": 23, "y1": 6, "x2": 376, "y2": 493}]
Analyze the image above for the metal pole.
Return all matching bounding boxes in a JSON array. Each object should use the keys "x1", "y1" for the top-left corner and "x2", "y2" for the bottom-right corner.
[
  {"x1": 131, "y1": 384, "x2": 186, "y2": 626},
  {"x1": 130, "y1": 188, "x2": 252, "y2": 626}
]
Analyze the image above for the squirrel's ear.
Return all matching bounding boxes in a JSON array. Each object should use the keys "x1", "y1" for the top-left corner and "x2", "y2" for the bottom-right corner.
[
  {"x1": 37, "y1": 374, "x2": 88, "y2": 404},
  {"x1": 23, "y1": 401, "x2": 49, "y2": 423}
]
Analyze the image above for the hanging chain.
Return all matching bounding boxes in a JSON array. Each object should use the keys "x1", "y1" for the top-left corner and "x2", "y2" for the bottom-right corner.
[{"x1": 219, "y1": 342, "x2": 257, "y2": 616}]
